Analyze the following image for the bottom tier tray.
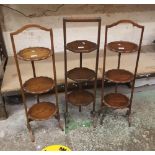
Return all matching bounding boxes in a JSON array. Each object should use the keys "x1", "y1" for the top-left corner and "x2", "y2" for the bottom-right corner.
[
  {"x1": 28, "y1": 102, "x2": 57, "y2": 120},
  {"x1": 103, "y1": 93, "x2": 129, "y2": 109},
  {"x1": 67, "y1": 90, "x2": 94, "y2": 106}
]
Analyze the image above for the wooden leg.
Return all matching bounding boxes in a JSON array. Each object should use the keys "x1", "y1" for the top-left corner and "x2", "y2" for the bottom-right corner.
[
  {"x1": 93, "y1": 79, "x2": 97, "y2": 113},
  {"x1": 2, "y1": 96, "x2": 8, "y2": 119},
  {"x1": 115, "y1": 83, "x2": 118, "y2": 93},
  {"x1": 98, "y1": 108, "x2": 103, "y2": 117},
  {"x1": 128, "y1": 116, "x2": 131, "y2": 127},
  {"x1": 125, "y1": 107, "x2": 131, "y2": 127},
  {"x1": 79, "y1": 106, "x2": 81, "y2": 112},
  {"x1": 92, "y1": 112, "x2": 97, "y2": 128},
  {"x1": 100, "y1": 106, "x2": 107, "y2": 125},
  {"x1": 55, "y1": 112, "x2": 64, "y2": 131},
  {"x1": 36, "y1": 95, "x2": 39, "y2": 103},
  {"x1": 125, "y1": 109, "x2": 130, "y2": 116},
  {"x1": 90, "y1": 109, "x2": 96, "y2": 117},
  {"x1": 27, "y1": 120, "x2": 35, "y2": 142},
  {"x1": 127, "y1": 109, "x2": 131, "y2": 127},
  {"x1": 64, "y1": 112, "x2": 70, "y2": 129}
]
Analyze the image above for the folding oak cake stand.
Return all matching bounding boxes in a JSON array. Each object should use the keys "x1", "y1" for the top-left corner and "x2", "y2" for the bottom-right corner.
[
  {"x1": 10, "y1": 24, "x2": 63, "y2": 142},
  {"x1": 100, "y1": 20, "x2": 144, "y2": 126},
  {"x1": 63, "y1": 17, "x2": 101, "y2": 127}
]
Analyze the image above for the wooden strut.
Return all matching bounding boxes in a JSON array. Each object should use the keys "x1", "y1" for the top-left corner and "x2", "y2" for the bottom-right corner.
[
  {"x1": 115, "y1": 52, "x2": 121, "y2": 93},
  {"x1": 79, "y1": 52, "x2": 82, "y2": 112},
  {"x1": 31, "y1": 61, "x2": 40, "y2": 103}
]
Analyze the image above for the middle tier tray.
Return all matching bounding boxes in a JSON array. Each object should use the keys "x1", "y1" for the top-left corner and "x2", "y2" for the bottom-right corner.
[
  {"x1": 105, "y1": 69, "x2": 134, "y2": 83},
  {"x1": 67, "y1": 67, "x2": 96, "y2": 82},
  {"x1": 67, "y1": 90, "x2": 94, "y2": 106},
  {"x1": 23, "y1": 76, "x2": 54, "y2": 94}
]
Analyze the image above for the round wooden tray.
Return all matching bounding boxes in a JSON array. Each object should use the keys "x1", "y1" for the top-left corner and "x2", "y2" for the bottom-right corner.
[
  {"x1": 67, "y1": 90, "x2": 94, "y2": 106},
  {"x1": 28, "y1": 102, "x2": 57, "y2": 120},
  {"x1": 66, "y1": 40, "x2": 97, "y2": 53},
  {"x1": 67, "y1": 67, "x2": 96, "y2": 82},
  {"x1": 23, "y1": 76, "x2": 54, "y2": 94},
  {"x1": 103, "y1": 93, "x2": 129, "y2": 109},
  {"x1": 105, "y1": 69, "x2": 134, "y2": 83},
  {"x1": 108, "y1": 41, "x2": 138, "y2": 53},
  {"x1": 17, "y1": 47, "x2": 51, "y2": 61}
]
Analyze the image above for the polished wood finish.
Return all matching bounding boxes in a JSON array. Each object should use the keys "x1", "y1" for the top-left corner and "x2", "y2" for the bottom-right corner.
[
  {"x1": 17, "y1": 47, "x2": 51, "y2": 61},
  {"x1": 11, "y1": 24, "x2": 52, "y2": 35},
  {"x1": 63, "y1": 17, "x2": 101, "y2": 126},
  {"x1": 23, "y1": 76, "x2": 54, "y2": 94},
  {"x1": 63, "y1": 17, "x2": 101, "y2": 22},
  {"x1": 67, "y1": 67, "x2": 96, "y2": 82},
  {"x1": 10, "y1": 24, "x2": 63, "y2": 142},
  {"x1": 108, "y1": 41, "x2": 138, "y2": 53},
  {"x1": 100, "y1": 20, "x2": 144, "y2": 127},
  {"x1": 103, "y1": 93, "x2": 129, "y2": 109},
  {"x1": 106, "y1": 20, "x2": 144, "y2": 29},
  {"x1": 28, "y1": 102, "x2": 57, "y2": 120},
  {"x1": 105, "y1": 69, "x2": 134, "y2": 83},
  {"x1": 66, "y1": 40, "x2": 97, "y2": 53},
  {"x1": 67, "y1": 90, "x2": 94, "y2": 106}
]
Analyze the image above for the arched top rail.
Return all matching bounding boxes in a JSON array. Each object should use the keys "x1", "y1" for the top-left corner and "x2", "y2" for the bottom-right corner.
[
  {"x1": 106, "y1": 20, "x2": 144, "y2": 29},
  {"x1": 63, "y1": 17, "x2": 101, "y2": 23},
  {"x1": 10, "y1": 24, "x2": 51, "y2": 36}
]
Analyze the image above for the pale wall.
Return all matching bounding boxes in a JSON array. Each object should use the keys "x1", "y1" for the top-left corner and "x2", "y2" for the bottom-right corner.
[{"x1": 1, "y1": 4, "x2": 155, "y2": 56}]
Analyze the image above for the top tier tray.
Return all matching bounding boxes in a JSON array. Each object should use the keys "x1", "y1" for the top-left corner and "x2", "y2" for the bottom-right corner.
[
  {"x1": 66, "y1": 40, "x2": 97, "y2": 53},
  {"x1": 108, "y1": 41, "x2": 138, "y2": 53},
  {"x1": 17, "y1": 47, "x2": 51, "y2": 61}
]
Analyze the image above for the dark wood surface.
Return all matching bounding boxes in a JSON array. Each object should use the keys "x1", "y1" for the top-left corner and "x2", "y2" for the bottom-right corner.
[
  {"x1": 103, "y1": 93, "x2": 129, "y2": 109},
  {"x1": 63, "y1": 18, "x2": 101, "y2": 115},
  {"x1": 105, "y1": 69, "x2": 134, "y2": 83},
  {"x1": 108, "y1": 41, "x2": 138, "y2": 53},
  {"x1": 67, "y1": 90, "x2": 94, "y2": 106},
  {"x1": 67, "y1": 67, "x2": 96, "y2": 82},
  {"x1": 23, "y1": 76, "x2": 54, "y2": 94},
  {"x1": 17, "y1": 47, "x2": 51, "y2": 61},
  {"x1": 66, "y1": 40, "x2": 97, "y2": 53},
  {"x1": 28, "y1": 102, "x2": 57, "y2": 120},
  {"x1": 101, "y1": 20, "x2": 144, "y2": 126}
]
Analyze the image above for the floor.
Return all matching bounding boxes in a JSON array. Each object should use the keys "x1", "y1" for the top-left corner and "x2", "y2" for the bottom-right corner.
[{"x1": 0, "y1": 85, "x2": 155, "y2": 151}]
